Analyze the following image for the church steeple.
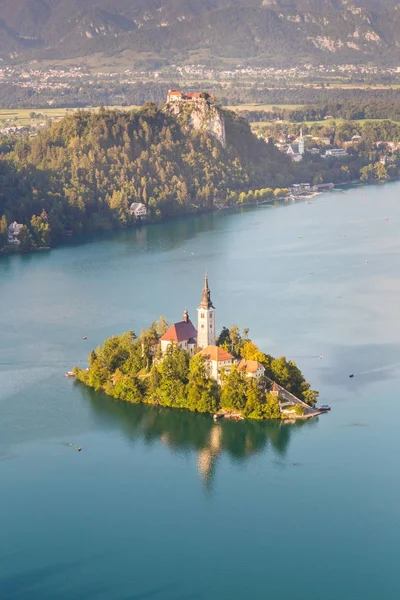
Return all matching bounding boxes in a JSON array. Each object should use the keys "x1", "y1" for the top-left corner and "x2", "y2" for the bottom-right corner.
[
  {"x1": 199, "y1": 273, "x2": 215, "y2": 309},
  {"x1": 197, "y1": 273, "x2": 216, "y2": 349},
  {"x1": 298, "y1": 127, "x2": 305, "y2": 155}
]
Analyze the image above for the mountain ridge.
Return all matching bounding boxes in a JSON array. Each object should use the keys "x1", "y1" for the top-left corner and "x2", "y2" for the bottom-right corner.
[{"x1": 0, "y1": 0, "x2": 400, "y2": 66}]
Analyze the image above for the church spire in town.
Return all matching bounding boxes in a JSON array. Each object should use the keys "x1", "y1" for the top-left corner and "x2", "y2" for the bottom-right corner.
[{"x1": 299, "y1": 127, "x2": 305, "y2": 155}]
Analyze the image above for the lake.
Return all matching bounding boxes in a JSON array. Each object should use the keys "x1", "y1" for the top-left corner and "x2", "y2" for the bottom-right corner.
[{"x1": 1, "y1": 183, "x2": 400, "y2": 599}]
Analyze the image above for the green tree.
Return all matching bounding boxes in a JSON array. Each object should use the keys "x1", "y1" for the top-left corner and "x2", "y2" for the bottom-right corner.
[
  {"x1": 0, "y1": 214, "x2": 8, "y2": 248},
  {"x1": 221, "y1": 366, "x2": 247, "y2": 411},
  {"x1": 17, "y1": 225, "x2": 32, "y2": 251},
  {"x1": 187, "y1": 354, "x2": 220, "y2": 413},
  {"x1": 30, "y1": 211, "x2": 51, "y2": 247}
]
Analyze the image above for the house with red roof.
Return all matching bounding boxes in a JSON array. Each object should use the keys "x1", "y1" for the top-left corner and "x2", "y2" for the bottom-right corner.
[
  {"x1": 237, "y1": 359, "x2": 265, "y2": 380},
  {"x1": 199, "y1": 345, "x2": 234, "y2": 384}
]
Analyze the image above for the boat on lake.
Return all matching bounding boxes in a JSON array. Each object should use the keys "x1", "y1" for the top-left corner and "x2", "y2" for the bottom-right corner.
[
  {"x1": 65, "y1": 371, "x2": 75, "y2": 378},
  {"x1": 318, "y1": 404, "x2": 331, "y2": 412}
]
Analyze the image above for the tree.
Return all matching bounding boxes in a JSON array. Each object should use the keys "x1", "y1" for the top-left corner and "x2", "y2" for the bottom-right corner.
[
  {"x1": 151, "y1": 316, "x2": 169, "y2": 337},
  {"x1": 187, "y1": 354, "x2": 220, "y2": 413},
  {"x1": 243, "y1": 379, "x2": 265, "y2": 416},
  {"x1": 30, "y1": 211, "x2": 51, "y2": 247},
  {"x1": 17, "y1": 225, "x2": 32, "y2": 251},
  {"x1": 221, "y1": 366, "x2": 247, "y2": 411},
  {"x1": 0, "y1": 214, "x2": 8, "y2": 248},
  {"x1": 240, "y1": 341, "x2": 267, "y2": 364},
  {"x1": 229, "y1": 324, "x2": 242, "y2": 356}
]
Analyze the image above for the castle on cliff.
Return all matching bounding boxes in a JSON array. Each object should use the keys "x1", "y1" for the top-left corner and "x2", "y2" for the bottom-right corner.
[{"x1": 166, "y1": 90, "x2": 215, "y2": 103}]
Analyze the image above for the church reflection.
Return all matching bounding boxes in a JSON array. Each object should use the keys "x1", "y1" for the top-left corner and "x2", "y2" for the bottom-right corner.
[{"x1": 79, "y1": 384, "x2": 316, "y2": 489}]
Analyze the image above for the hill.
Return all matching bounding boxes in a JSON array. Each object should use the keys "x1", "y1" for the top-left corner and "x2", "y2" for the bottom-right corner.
[
  {"x1": 0, "y1": 101, "x2": 294, "y2": 248},
  {"x1": 1, "y1": 0, "x2": 400, "y2": 67}
]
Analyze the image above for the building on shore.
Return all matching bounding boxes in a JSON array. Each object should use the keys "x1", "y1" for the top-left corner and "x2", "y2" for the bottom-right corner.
[
  {"x1": 7, "y1": 221, "x2": 23, "y2": 245},
  {"x1": 129, "y1": 202, "x2": 147, "y2": 219}
]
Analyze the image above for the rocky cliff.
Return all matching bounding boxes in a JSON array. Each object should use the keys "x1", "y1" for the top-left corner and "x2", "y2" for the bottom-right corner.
[{"x1": 164, "y1": 99, "x2": 226, "y2": 147}]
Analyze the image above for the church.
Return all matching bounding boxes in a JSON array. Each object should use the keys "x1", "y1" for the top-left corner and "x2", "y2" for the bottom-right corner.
[
  {"x1": 160, "y1": 274, "x2": 216, "y2": 354},
  {"x1": 159, "y1": 274, "x2": 264, "y2": 384}
]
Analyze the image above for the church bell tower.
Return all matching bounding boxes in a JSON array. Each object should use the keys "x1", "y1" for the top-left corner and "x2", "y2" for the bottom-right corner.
[{"x1": 197, "y1": 274, "x2": 216, "y2": 350}]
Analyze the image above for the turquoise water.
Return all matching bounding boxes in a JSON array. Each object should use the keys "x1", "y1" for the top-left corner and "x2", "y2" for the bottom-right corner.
[{"x1": 1, "y1": 184, "x2": 400, "y2": 599}]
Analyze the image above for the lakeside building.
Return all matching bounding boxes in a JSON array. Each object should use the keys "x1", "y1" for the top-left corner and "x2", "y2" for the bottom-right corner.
[
  {"x1": 7, "y1": 221, "x2": 23, "y2": 245},
  {"x1": 129, "y1": 202, "x2": 147, "y2": 219}
]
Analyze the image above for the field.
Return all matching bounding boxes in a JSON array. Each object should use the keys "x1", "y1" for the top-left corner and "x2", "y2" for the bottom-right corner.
[
  {"x1": 228, "y1": 104, "x2": 301, "y2": 112},
  {"x1": 0, "y1": 106, "x2": 139, "y2": 126}
]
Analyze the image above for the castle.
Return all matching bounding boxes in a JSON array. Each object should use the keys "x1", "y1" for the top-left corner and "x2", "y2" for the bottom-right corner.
[{"x1": 166, "y1": 90, "x2": 215, "y2": 103}]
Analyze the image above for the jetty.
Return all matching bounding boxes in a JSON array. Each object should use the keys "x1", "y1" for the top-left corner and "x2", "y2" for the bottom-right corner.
[{"x1": 266, "y1": 378, "x2": 323, "y2": 419}]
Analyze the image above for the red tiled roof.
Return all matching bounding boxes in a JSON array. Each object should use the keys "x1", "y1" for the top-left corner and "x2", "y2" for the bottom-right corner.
[
  {"x1": 160, "y1": 320, "x2": 197, "y2": 343},
  {"x1": 199, "y1": 345, "x2": 234, "y2": 362},
  {"x1": 237, "y1": 359, "x2": 264, "y2": 374}
]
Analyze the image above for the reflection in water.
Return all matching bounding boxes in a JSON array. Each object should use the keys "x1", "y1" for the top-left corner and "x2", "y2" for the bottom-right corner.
[{"x1": 79, "y1": 383, "x2": 316, "y2": 489}]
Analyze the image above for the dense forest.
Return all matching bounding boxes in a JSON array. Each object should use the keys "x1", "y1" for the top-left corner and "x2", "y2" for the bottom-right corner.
[
  {"x1": 5, "y1": 82, "x2": 400, "y2": 111},
  {"x1": 74, "y1": 322, "x2": 318, "y2": 420},
  {"x1": 243, "y1": 100, "x2": 400, "y2": 125},
  {"x1": 0, "y1": 103, "x2": 295, "y2": 249},
  {"x1": 1, "y1": 100, "x2": 400, "y2": 252}
]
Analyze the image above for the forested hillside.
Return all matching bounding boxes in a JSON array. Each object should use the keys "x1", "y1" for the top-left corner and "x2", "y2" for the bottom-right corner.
[{"x1": 0, "y1": 103, "x2": 294, "y2": 248}]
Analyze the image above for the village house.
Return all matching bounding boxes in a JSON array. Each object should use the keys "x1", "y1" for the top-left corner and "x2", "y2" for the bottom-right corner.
[
  {"x1": 7, "y1": 221, "x2": 23, "y2": 245},
  {"x1": 237, "y1": 359, "x2": 265, "y2": 380},
  {"x1": 199, "y1": 345, "x2": 235, "y2": 385},
  {"x1": 129, "y1": 202, "x2": 147, "y2": 219}
]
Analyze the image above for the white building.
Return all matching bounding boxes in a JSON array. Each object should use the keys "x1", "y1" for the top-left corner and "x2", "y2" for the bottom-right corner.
[
  {"x1": 324, "y1": 149, "x2": 348, "y2": 158},
  {"x1": 160, "y1": 309, "x2": 197, "y2": 355},
  {"x1": 237, "y1": 359, "x2": 265, "y2": 380},
  {"x1": 7, "y1": 221, "x2": 23, "y2": 245},
  {"x1": 199, "y1": 345, "x2": 235, "y2": 385},
  {"x1": 298, "y1": 128, "x2": 305, "y2": 155},
  {"x1": 129, "y1": 202, "x2": 147, "y2": 219},
  {"x1": 197, "y1": 274, "x2": 216, "y2": 350}
]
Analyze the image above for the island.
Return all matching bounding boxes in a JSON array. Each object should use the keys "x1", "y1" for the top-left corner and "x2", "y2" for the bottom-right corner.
[{"x1": 74, "y1": 275, "x2": 320, "y2": 421}]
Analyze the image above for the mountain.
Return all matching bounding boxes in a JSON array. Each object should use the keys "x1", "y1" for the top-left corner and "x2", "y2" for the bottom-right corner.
[{"x1": 0, "y1": 0, "x2": 400, "y2": 66}]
